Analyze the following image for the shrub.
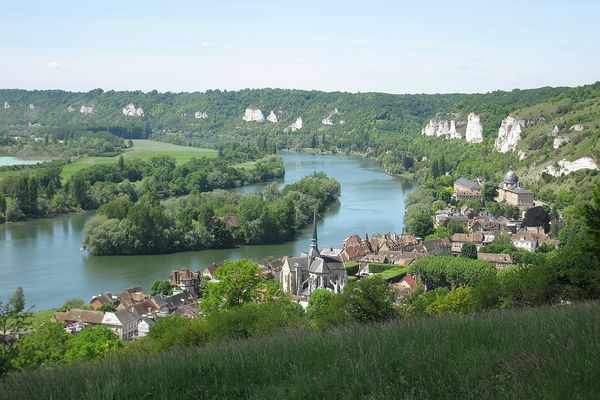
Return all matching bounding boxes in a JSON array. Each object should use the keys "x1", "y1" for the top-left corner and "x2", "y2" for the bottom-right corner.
[{"x1": 344, "y1": 261, "x2": 359, "y2": 276}]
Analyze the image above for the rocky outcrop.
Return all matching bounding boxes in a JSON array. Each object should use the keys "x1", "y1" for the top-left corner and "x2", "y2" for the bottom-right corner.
[
  {"x1": 194, "y1": 111, "x2": 208, "y2": 119},
  {"x1": 421, "y1": 114, "x2": 464, "y2": 139},
  {"x1": 80, "y1": 105, "x2": 96, "y2": 115},
  {"x1": 552, "y1": 125, "x2": 560, "y2": 134},
  {"x1": 570, "y1": 124, "x2": 584, "y2": 132},
  {"x1": 29, "y1": 104, "x2": 35, "y2": 111},
  {"x1": 494, "y1": 115, "x2": 541, "y2": 153},
  {"x1": 321, "y1": 108, "x2": 340, "y2": 125},
  {"x1": 518, "y1": 150, "x2": 528, "y2": 161},
  {"x1": 552, "y1": 136, "x2": 571, "y2": 149},
  {"x1": 544, "y1": 157, "x2": 598, "y2": 177},
  {"x1": 122, "y1": 103, "x2": 144, "y2": 117},
  {"x1": 67, "y1": 106, "x2": 75, "y2": 112},
  {"x1": 465, "y1": 113, "x2": 483, "y2": 143},
  {"x1": 243, "y1": 108, "x2": 264, "y2": 122},
  {"x1": 267, "y1": 111, "x2": 278, "y2": 123},
  {"x1": 285, "y1": 117, "x2": 303, "y2": 132},
  {"x1": 3, "y1": 102, "x2": 9, "y2": 109}
]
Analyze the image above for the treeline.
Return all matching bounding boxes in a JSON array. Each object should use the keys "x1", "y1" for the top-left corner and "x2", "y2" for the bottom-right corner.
[
  {"x1": 83, "y1": 172, "x2": 341, "y2": 255},
  {"x1": 0, "y1": 154, "x2": 284, "y2": 223}
]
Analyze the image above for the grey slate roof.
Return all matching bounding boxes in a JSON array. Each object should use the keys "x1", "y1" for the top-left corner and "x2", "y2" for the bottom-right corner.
[{"x1": 455, "y1": 177, "x2": 481, "y2": 191}]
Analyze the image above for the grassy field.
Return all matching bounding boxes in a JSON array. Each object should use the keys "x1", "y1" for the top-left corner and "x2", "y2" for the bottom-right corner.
[
  {"x1": 0, "y1": 140, "x2": 218, "y2": 182},
  {"x1": 1, "y1": 302, "x2": 599, "y2": 399}
]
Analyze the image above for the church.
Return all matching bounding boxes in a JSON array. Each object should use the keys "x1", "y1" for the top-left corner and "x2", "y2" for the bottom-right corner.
[
  {"x1": 495, "y1": 168, "x2": 534, "y2": 209},
  {"x1": 280, "y1": 211, "x2": 347, "y2": 298}
]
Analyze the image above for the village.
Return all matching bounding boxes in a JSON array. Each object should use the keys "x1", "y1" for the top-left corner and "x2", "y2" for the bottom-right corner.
[{"x1": 51, "y1": 169, "x2": 560, "y2": 341}]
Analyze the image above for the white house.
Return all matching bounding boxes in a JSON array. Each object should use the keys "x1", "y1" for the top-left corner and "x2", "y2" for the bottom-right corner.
[{"x1": 102, "y1": 310, "x2": 140, "y2": 340}]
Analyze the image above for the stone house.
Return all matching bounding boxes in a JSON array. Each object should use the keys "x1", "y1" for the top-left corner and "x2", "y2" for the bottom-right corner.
[
  {"x1": 512, "y1": 231, "x2": 538, "y2": 252},
  {"x1": 169, "y1": 268, "x2": 201, "y2": 296},
  {"x1": 137, "y1": 316, "x2": 155, "y2": 338},
  {"x1": 477, "y1": 253, "x2": 513, "y2": 269},
  {"x1": 102, "y1": 310, "x2": 140, "y2": 340},
  {"x1": 451, "y1": 233, "x2": 485, "y2": 254},
  {"x1": 453, "y1": 178, "x2": 483, "y2": 200}
]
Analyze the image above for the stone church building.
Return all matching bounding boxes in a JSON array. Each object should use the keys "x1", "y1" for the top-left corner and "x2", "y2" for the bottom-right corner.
[
  {"x1": 495, "y1": 169, "x2": 534, "y2": 209},
  {"x1": 280, "y1": 212, "x2": 347, "y2": 298}
]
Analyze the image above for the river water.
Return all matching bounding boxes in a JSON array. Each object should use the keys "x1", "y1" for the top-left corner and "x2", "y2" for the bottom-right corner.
[{"x1": 0, "y1": 152, "x2": 414, "y2": 309}]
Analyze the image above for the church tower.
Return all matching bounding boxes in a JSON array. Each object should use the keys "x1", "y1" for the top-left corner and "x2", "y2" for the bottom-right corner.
[{"x1": 308, "y1": 210, "x2": 320, "y2": 264}]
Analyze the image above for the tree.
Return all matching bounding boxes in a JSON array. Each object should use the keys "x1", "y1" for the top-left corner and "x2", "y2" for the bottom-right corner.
[
  {"x1": 460, "y1": 242, "x2": 478, "y2": 259},
  {"x1": 307, "y1": 289, "x2": 335, "y2": 321},
  {"x1": 0, "y1": 193, "x2": 6, "y2": 216},
  {"x1": 11, "y1": 322, "x2": 70, "y2": 369},
  {"x1": 406, "y1": 210, "x2": 434, "y2": 238},
  {"x1": 582, "y1": 184, "x2": 600, "y2": 243},
  {"x1": 118, "y1": 155, "x2": 125, "y2": 170},
  {"x1": 200, "y1": 260, "x2": 275, "y2": 312},
  {"x1": 483, "y1": 182, "x2": 498, "y2": 202},
  {"x1": 64, "y1": 326, "x2": 122, "y2": 362},
  {"x1": 311, "y1": 134, "x2": 317, "y2": 149},
  {"x1": 128, "y1": 138, "x2": 133, "y2": 148},
  {"x1": 150, "y1": 280, "x2": 173, "y2": 296},
  {"x1": 338, "y1": 277, "x2": 397, "y2": 323},
  {"x1": 98, "y1": 303, "x2": 116, "y2": 312},
  {"x1": 431, "y1": 159, "x2": 440, "y2": 178},
  {"x1": 522, "y1": 206, "x2": 551, "y2": 232},
  {"x1": 9, "y1": 287, "x2": 25, "y2": 313},
  {"x1": 447, "y1": 220, "x2": 467, "y2": 236}
]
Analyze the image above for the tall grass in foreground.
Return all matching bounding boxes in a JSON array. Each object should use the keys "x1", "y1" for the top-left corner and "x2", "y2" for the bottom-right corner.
[{"x1": 2, "y1": 302, "x2": 600, "y2": 399}]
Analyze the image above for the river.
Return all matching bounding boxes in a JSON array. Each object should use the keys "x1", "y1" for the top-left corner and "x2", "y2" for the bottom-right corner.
[{"x1": 0, "y1": 152, "x2": 414, "y2": 310}]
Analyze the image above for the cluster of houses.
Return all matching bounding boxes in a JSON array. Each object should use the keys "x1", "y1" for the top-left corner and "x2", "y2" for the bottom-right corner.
[{"x1": 54, "y1": 269, "x2": 207, "y2": 340}]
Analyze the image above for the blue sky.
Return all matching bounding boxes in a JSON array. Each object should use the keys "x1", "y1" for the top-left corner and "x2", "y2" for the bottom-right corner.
[{"x1": 1, "y1": 0, "x2": 598, "y2": 93}]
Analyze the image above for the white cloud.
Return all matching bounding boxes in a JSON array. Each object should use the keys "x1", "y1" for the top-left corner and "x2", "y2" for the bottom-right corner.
[
  {"x1": 47, "y1": 61, "x2": 60, "y2": 68},
  {"x1": 200, "y1": 41, "x2": 213, "y2": 48}
]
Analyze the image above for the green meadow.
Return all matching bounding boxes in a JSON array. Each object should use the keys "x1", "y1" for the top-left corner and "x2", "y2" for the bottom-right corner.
[{"x1": 1, "y1": 302, "x2": 598, "y2": 399}]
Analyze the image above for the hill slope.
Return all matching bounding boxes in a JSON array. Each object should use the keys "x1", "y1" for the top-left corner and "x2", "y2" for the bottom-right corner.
[{"x1": 1, "y1": 302, "x2": 599, "y2": 399}]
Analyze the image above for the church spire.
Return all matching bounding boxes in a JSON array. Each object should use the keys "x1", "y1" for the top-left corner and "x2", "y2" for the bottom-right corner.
[{"x1": 308, "y1": 209, "x2": 320, "y2": 261}]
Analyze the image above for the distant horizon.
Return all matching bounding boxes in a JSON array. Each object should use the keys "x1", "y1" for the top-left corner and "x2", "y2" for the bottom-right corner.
[
  {"x1": 0, "y1": 80, "x2": 594, "y2": 97},
  {"x1": 1, "y1": 1, "x2": 599, "y2": 94}
]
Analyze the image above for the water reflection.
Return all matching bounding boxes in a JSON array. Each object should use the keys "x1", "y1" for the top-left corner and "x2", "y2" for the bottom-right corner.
[{"x1": 0, "y1": 153, "x2": 414, "y2": 309}]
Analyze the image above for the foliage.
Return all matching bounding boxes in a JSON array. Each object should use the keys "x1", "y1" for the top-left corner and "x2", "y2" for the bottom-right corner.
[
  {"x1": 149, "y1": 280, "x2": 173, "y2": 297},
  {"x1": 63, "y1": 326, "x2": 122, "y2": 362},
  {"x1": 306, "y1": 289, "x2": 335, "y2": 321},
  {"x1": 11, "y1": 322, "x2": 71, "y2": 369},
  {"x1": 368, "y1": 263, "x2": 397, "y2": 273},
  {"x1": 522, "y1": 206, "x2": 551, "y2": 232},
  {"x1": 409, "y1": 256, "x2": 495, "y2": 289},
  {"x1": 343, "y1": 261, "x2": 359, "y2": 276},
  {"x1": 460, "y1": 242, "x2": 478, "y2": 259}
]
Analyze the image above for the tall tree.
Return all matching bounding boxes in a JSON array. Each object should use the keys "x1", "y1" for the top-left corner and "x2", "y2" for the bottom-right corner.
[
  {"x1": 431, "y1": 159, "x2": 440, "y2": 179},
  {"x1": 460, "y1": 243, "x2": 478, "y2": 259},
  {"x1": 9, "y1": 287, "x2": 25, "y2": 314}
]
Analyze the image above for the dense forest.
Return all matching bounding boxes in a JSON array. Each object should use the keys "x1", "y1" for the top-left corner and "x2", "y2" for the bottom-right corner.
[{"x1": 83, "y1": 172, "x2": 341, "y2": 255}]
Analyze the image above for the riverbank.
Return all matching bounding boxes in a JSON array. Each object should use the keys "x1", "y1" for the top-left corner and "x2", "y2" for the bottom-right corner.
[{"x1": 0, "y1": 153, "x2": 415, "y2": 309}]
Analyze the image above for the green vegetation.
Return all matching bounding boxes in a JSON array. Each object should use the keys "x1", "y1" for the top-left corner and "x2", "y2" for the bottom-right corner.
[
  {"x1": 2, "y1": 302, "x2": 599, "y2": 399},
  {"x1": 83, "y1": 172, "x2": 340, "y2": 255}
]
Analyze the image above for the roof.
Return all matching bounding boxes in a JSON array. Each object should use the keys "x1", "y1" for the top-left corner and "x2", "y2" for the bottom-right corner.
[
  {"x1": 454, "y1": 177, "x2": 481, "y2": 191},
  {"x1": 477, "y1": 253, "x2": 513, "y2": 264},
  {"x1": 309, "y1": 255, "x2": 344, "y2": 274},
  {"x1": 504, "y1": 186, "x2": 533, "y2": 195},
  {"x1": 203, "y1": 263, "x2": 222, "y2": 278},
  {"x1": 55, "y1": 309, "x2": 104, "y2": 325},
  {"x1": 401, "y1": 275, "x2": 418, "y2": 291},
  {"x1": 504, "y1": 170, "x2": 519, "y2": 184},
  {"x1": 423, "y1": 238, "x2": 451, "y2": 252},
  {"x1": 113, "y1": 310, "x2": 140, "y2": 324},
  {"x1": 285, "y1": 256, "x2": 309, "y2": 271}
]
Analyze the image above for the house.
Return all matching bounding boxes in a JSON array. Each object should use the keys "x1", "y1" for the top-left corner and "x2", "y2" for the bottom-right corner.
[
  {"x1": 477, "y1": 253, "x2": 513, "y2": 270},
  {"x1": 169, "y1": 268, "x2": 201, "y2": 296},
  {"x1": 202, "y1": 263, "x2": 222, "y2": 281},
  {"x1": 116, "y1": 286, "x2": 147, "y2": 310},
  {"x1": 358, "y1": 253, "x2": 389, "y2": 275},
  {"x1": 341, "y1": 245, "x2": 372, "y2": 262},
  {"x1": 396, "y1": 275, "x2": 419, "y2": 292},
  {"x1": 90, "y1": 292, "x2": 117, "y2": 310},
  {"x1": 451, "y1": 233, "x2": 485, "y2": 254},
  {"x1": 512, "y1": 231, "x2": 538, "y2": 252},
  {"x1": 378, "y1": 250, "x2": 418, "y2": 266},
  {"x1": 469, "y1": 217, "x2": 501, "y2": 232},
  {"x1": 420, "y1": 238, "x2": 451, "y2": 256},
  {"x1": 102, "y1": 310, "x2": 140, "y2": 340},
  {"x1": 280, "y1": 212, "x2": 347, "y2": 298},
  {"x1": 453, "y1": 178, "x2": 483, "y2": 200},
  {"x1": 137, "y1": 316, "x2": 155, "y2": 337},
  {"x1": 495, "y1": 169, "x2": 534, "y2": 209},
  {"x1": 55, "y1": 309, "x2": 104, "y2": 327},
  {"x1": 164, "y1": 290, "x2": 198, "y2": 313},
  {"x1": 130, "y1": 300, "x2": 159, "y2": 316}
]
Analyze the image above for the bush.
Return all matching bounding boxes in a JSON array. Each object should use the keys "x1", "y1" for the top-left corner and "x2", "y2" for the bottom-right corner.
[
  {"x1": 369, "y1": 263, "x2": 397, "y2": 273},
  {"x1": 344, "y1": 261, "x2": 359, "y2": 276},
  {"x1": 409, "y1": 256, "x2": 496, "y2": 289}
]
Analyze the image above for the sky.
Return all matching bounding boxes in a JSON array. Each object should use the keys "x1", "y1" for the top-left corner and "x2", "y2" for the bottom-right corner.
[{"x1": 1, "y1": 0, "x2": 599, "y2": 94}]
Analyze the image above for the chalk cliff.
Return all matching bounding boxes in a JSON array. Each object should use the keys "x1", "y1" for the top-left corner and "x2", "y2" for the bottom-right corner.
[
  {"x1": 465, "y1": 113, "x2": 483, "y2": 143},
  {"x1": 3, "y1": 102, "x2": 9, "y2": 109},
  {"x1": 544, "y1": 157, "x2": 598, "y2": 176},
  {"x1": 80, "y1": 105, "x2": 96, "y2": 115},
  {"x1": 285, "y1": 117, "x2": 303, "y2": 132},
  {"x1": 552, "y1": 136, "x2": 571, "y2": 149},
  {"x1": 321, "y1": 108, "x2": 340, "y2": 125},
  {"x1": 267, "y1": 111, "x2": 278, "y2": 123},
  {"x1": 195, "y1": 111, "x2": 208, "y2": 119},
  {"x1": 243, "y1": 108, "x2": 265, "y2": 122},
  {"x1": 122, "y1": 103, "x2": 144, "y2": 117}
]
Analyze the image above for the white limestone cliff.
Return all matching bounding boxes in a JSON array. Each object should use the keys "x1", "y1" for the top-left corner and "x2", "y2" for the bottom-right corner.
[
  {"x1": 552, "y1": 136, "x2": 571, "y2": 149},
  {"x1": 421, "y1": 114, "x2": 465, "y2": 139},
  {"x1": 570, "y1": 124, "x2": 584, "y2": 132},
  {"x1": 243, "y1": 108, "x2": 265, "y2": 122},
  {"x1": 67, "y1": 106, "x2": 75, "y2": 112},
  {"x1": 195, "y1": 111, "x2": 208, "y2": 119},
  {"x1": 321, "y1": 108, "x2": 340, "y2": 125},
  {"x1": 544, "y1": 157, "x2": 598, "y2": 177},
  {"x1": 3, "y1": 102, "x2": 9, "y2": 109},
  {"x1": 494, "y1": 116, "x2": 525, "y2": 153},
  {"x1": 465, "y1": 113, "x2": 483, "y2": 143},
  {"x1": 267, "y1": 111, "x2": 278, "y2": 123},
  {"x1": 29, "y1": 104, "x2": 35, "y2": 111},
  {"x1": 122, "y1": 103, "x2": 144, "y2": 117},
  {"x1": 285, "y1": 117, "x2": 303, "y2": 132},
  {"x1": 552, "y1": 125, "x2": 560, "y2": 134},
  {"x1": 80, "y1": 105, "x2": 96, "y2": 115}
]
